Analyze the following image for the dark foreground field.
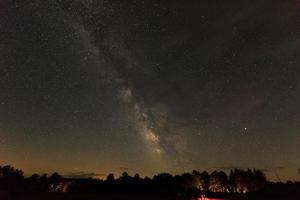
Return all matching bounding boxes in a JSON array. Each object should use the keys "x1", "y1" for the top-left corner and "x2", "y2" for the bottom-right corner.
[
  {"x1": 2, "y1": 192, "x2": 183, "y2": 200},
  {"x1": 1, "y1": 192, "x2": 299, "y2": 200}
]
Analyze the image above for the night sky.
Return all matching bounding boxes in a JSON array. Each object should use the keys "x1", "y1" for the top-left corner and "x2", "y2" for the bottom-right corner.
[{"x1": 0, "y1": 0, "x2": 300, "y2": 181}]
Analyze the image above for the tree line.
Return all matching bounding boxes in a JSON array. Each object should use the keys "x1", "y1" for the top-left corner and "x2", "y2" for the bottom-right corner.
[{"x1": 0, "y1": 165, "x2": 299, "y2": 198}]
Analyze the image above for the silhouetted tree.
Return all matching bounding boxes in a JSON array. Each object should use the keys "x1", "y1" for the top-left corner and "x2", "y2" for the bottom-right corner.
[
  {"x1": 253, "y1": 169, "x2": 267, "y2": 191},
  {"x1": 39, "y1": 173, "x2": 49, "y2": 192},
  {"x1": 209, "y1": 171, "x2": 228, "y2": 192},
  {"x1": 106, "y1": 173, "x2": 115, "y2": 182},
  {"x1": 0, "y1": 165, "x2": 24, "y2": 191},
  {"x1": 228, "y1": 168, "x2": 267, "y2": 193},
  {"x1": 199, "y1": 171, "x2": 210, "y2": 191},
  {"x1": 0, "y1": 164, "x2": 284, "y2": 197},
  {"x1": 50, "y1": 172, "x2": 62, "y2": 183},
  {"x1": 134, "y1": 173, "x2": 140, "y2": 180},
  {"x1": 153, "y1": 173, "x2": 175, "y2": 195}
]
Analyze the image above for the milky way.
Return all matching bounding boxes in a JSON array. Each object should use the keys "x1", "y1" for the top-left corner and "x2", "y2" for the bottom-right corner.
[{"x1": 0, "y1": 0, "x2": 300, "y2": 181}]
